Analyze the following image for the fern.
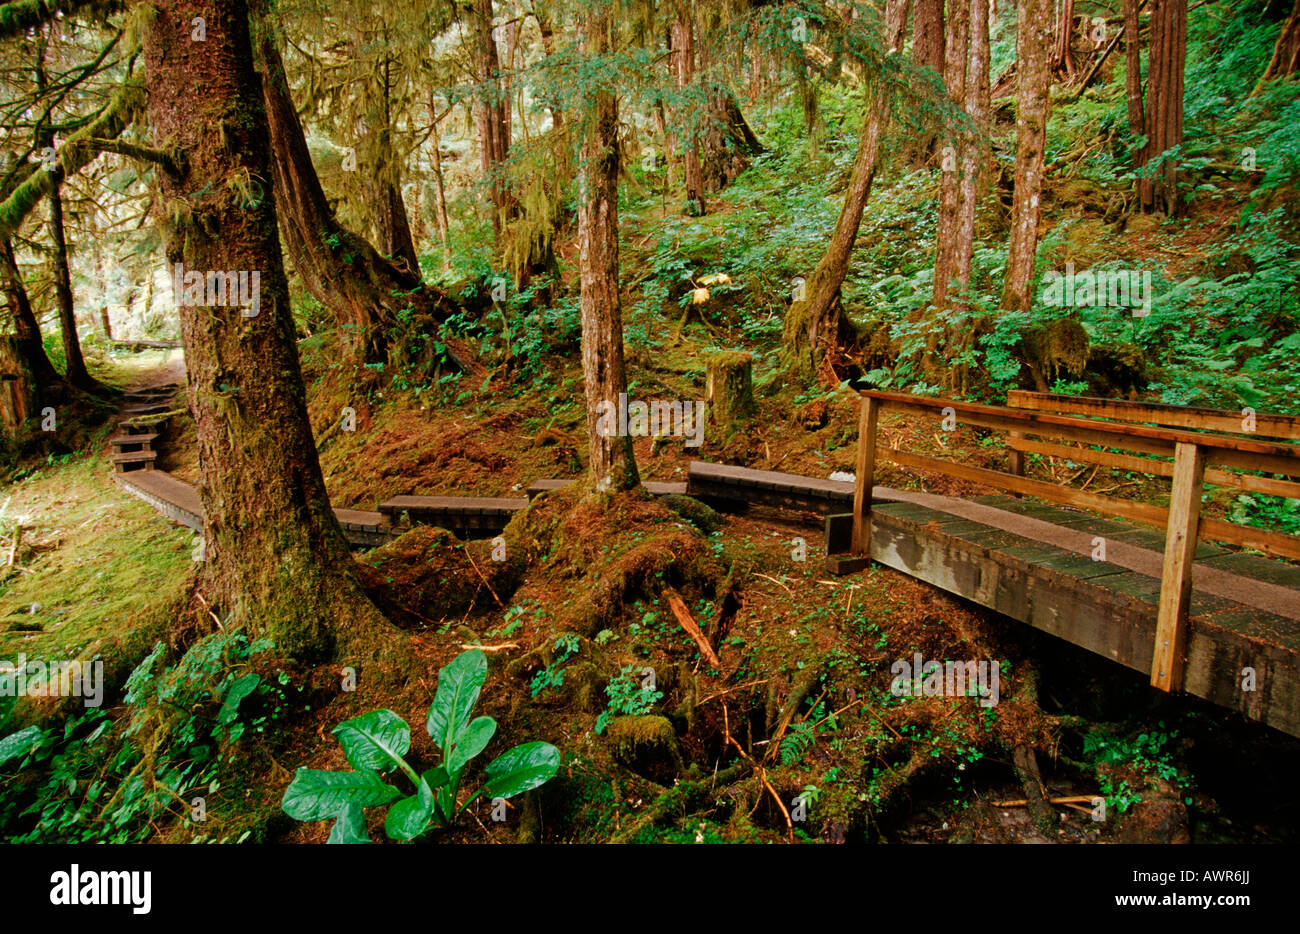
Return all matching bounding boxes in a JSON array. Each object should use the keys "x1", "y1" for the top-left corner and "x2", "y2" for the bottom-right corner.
[{"x1": 779, "y1": 721, "x2": 816, "y2": 765}]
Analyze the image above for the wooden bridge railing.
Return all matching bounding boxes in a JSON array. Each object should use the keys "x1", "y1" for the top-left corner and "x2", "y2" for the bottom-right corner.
[{"x1": 851, "y1": 390, "x2": 1300, "y2": 693}]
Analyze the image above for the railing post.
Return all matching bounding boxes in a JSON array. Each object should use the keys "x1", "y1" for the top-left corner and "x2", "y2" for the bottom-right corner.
[
  {"x1": 1151, "y1": 441, "x2": 1206, "y2": 692},
  {"x1": 852, "y1": 396, "x2": 880, "y2": 555},
  {"x1": 1008, "y1": 431, "x2": 1025, "y2": 496}
]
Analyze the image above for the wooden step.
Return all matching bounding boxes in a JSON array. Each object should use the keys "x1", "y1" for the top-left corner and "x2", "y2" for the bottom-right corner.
[
  {"x1": 123, "y1": 403, "x2": 173, "y2": 415},
  {"x1": 111, "y1": 451, "x2": 157, "y2": 473},
  {"x1": 110, "y1": 432, "x2": 159, "y2": 448}
]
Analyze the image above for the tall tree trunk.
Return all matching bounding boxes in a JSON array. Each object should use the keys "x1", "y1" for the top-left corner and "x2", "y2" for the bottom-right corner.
[
  {"x1": 47, "y1": 179, "x2": 101, "y2": 393},
  {"x1": 782, "y1": 0, "x2": 905, "y2": 378},
  {"x1": 144, "y1": 0, "x2": 391, "y2": 662},
  {"x1": 909, "y1": 0, "x2": 945, "y2": 166},
  {"x1": 1, "y1": 238, "x2": 62, "y2": 393},
  {"x1": 887, "y1": 0, "x2": 911, "y2": 51},
  {"x1": 673, "y1": 10, "x2": 706, "y2": 215},
  {"x1": 1254, "y1": 0, "x2": 1300, "y2": 91},
  {"x1": 1136, "y1": 0, "x2": 1187, "y2": 217},
  {"x1": 475, "y1": 0, "x2": 512, "y2": 239},
  {"x1": 931, "y1": 0, "x2": 971, "y2": 317},
  {"x1": 579, "y1": 11, "x2": 639, "y2": 494},
  {"x1": 1054, "y1": 0, "x2": 1077, "y2": 80},
  {"x1": 254, "y1": 21, "x2": 472, "y2": 373},
  {"x1": 953, "y1": 0, "x2": 990, "y2": 307},
  {"x1": 1124, "y1": 0, "x2": 1147, "y2": 139},
  {"x1": 1002, "y1": 0, "x2": 1053, "y2": 312},
  {"x1": 429, "y1": 106, "x2": 452, "y2": 270},
  {"x1": 946, "y1": 0, "x2": 990, "y2": 392},
  {"x1": 370, "y1": 55, "x2": 420, "y2": 277},
  {"x1": 913, "y1": 0, "x2": 945, "y2": 76}
]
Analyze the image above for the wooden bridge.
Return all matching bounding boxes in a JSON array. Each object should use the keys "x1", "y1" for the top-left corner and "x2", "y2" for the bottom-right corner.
[{"x1": 831, "y1": 390, "x2": 1300, "y2": 738}]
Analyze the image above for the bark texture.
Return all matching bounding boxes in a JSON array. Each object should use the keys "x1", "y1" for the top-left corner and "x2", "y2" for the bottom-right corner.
[
  {"x1": 579, "y1": 11, "x2": 639, "y2": 493},
  {"x1": 1001, "y1": 0, "x2": 1053, "y2": 312},
  {"x1": 1135, "y1": 0, "x2": 1187, "y2": 217}
]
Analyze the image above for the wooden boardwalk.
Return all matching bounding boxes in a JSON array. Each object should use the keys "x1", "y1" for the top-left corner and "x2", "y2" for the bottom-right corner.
[{"x1": 115, "y1": 471, "x2": 400, "y2": 549}]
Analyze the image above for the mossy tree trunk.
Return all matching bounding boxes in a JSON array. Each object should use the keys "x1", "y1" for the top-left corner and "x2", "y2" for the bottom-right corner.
[
  {"x1": 698, "y1": 87, "x2": 764, "y2": 194},
  {"x1": 145, "y1": 0, "x2": 391, "y2": 662},
  {"x1": 1, "y1": 238, "x2": 61, "y2": 393},
  {"x1": 47, "y1": 178, "x2": 104, "y2": 394},
  {"x1": 579, "y1": 10, "x2": 639, "y2": 494}
]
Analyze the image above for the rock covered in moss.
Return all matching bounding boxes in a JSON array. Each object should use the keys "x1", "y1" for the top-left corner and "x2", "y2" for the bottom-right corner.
[{"x1": 660, "y1": 494, "x2": 722, "y2": 534}]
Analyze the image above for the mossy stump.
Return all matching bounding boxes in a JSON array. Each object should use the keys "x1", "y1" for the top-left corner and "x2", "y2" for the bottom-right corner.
[{"x1": 704, "y1": 350, "x2": 754, "y2": 433}]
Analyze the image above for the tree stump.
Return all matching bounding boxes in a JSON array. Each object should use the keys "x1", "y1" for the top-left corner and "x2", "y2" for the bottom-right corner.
[
  {"x1": 0, "y1": 336, "x2": 37, "y2": 438},
  {"x1": 704, "y1": 351, "x2": 754, "y2": 431}
]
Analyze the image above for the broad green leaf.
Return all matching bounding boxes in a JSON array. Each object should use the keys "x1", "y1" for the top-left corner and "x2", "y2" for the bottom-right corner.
[
  {"x1": 0, "y1": 724, "x2": 43, "y2": 766},
  {"x1": 482, "y1": 742, "x2": 561, "y2": 800},
  {"x1": 422, "y1": 765, "x2": 450, "y2": 790},
  {"x1": 426, "y1": 650, "x2": 487, "y2": 753},
  {"x1": 447, "y1": 716, "x2": 497, "y2": 774},
  {"x1": 326, "y1": 802, "x2": 370, "y2": 844},
  {"x1": 216, "y1": 674, "x2": 261, "y2": 726},
  {"x1": 384, "y1": 777, "x2": 435, "y2": 841},
  {"x1": 332, "y1": 709, "x2": 410, "y2": 772},
  {"x1": 282, "y1": 768, "x2": 400, "y2": 821}
]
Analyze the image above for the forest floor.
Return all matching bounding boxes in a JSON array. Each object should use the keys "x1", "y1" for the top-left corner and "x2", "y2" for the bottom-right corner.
[{"x1": 4, "y1": 342, "x2": 1298, "y2": 845}]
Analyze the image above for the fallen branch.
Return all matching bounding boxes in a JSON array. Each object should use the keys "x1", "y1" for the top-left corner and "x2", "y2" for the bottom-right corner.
[
  {"x1": 695, "y1": 677, "x2": 772, "y2": 706},
  {"x1": 993, "y1": 794, "x2": 1098, "y2": 807},
  {"x1": 663, "y1": 588, "x2": 721, "y2": 668},
  {"x1": 753, "y1": 572, "x2": 792, "y2": 594}
]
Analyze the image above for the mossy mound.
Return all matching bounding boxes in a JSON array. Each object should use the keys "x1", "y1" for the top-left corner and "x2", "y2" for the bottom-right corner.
[{"x1": 355, "y1": 526, "x2": 527, "y2": 627}]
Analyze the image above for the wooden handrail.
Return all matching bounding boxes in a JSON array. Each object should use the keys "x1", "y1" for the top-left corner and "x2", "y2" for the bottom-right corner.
[
  {"x1": 1007, "y1": 390, "x2": 1300, "y2": 441},
  {"x1": 862, "y1": 390, "x2": 1300, "y2": 463},
  {"x1": 852, "y1": 390, "x2": 1300, "y2": 696}
]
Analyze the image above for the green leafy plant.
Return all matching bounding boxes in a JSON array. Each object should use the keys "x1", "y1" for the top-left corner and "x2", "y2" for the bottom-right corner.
[
  {"x1": 281, "y1": 649, "x2": 560, "y2": 842},
  {"x1": 595, "y1": 665, "x2": 664, "y2": 735},
  {"x1": 530, "y1": 633, "x2": 580, "y2": 699}
]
